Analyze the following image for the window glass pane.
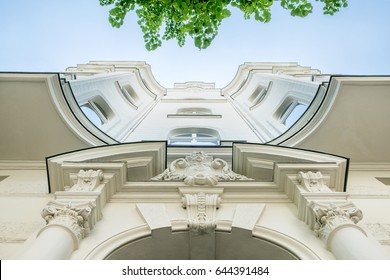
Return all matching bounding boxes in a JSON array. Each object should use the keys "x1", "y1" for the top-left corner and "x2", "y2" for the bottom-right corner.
[
  {"x1": 284, "y1": 104, "x2": 308, "y2": 128},
  {"x1": 81, "y1": 105, "x2": 103, "y2": 127},
  {"x1": 168, "y1": 128, "x2": 220, "y2": 146}
]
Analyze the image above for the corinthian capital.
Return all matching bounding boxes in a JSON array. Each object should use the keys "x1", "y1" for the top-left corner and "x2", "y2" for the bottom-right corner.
[
  {"x1": 309, "y1": 202, "x2": 363, "y2": 243},
  {"x1": 41, "y1": 201, "x2": 95, "y2": 242}
]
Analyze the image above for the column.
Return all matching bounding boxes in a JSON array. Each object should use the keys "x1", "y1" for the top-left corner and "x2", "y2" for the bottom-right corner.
[
  {"x1": 19, "y1": 201, "x2": 95, "y2": 260},
  {"x1": 310, "y1": 202, "x2": 390, "y2": 260}
]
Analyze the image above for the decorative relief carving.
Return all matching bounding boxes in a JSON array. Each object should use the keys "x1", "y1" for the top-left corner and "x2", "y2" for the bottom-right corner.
[
  {"x1": 297, "y1": 171, "x2": 331, "y2": 192},
  {"x1": 152, "y1": 152, "x2": 253, "y2": 186},
  {"x1": 40, "y1": 201, "x2": 95, "y2": 242},
  {"x1": 363, "y1": 223, "x2": 390, "y2": 245},
  {"x1": 69, "y1": 169, "x2": 104, "y2": 191},
  {"x1": 310, "y1": 202, "x2": 363, "y2": 242},
  {"x1": 182, "y1": 192, "x2": 221, "y2": 234},
  {"x1": 0, "y1": 222, "x2": 45, "y2": 243}
]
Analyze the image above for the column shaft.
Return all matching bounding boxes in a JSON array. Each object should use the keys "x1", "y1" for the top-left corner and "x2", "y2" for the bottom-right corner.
[
  {"x1": 19, "y1": 225, "x2": 77, "y2": 260},
  {"x1": 329, "y1": 226, "x2": 389, "y2": 260}
]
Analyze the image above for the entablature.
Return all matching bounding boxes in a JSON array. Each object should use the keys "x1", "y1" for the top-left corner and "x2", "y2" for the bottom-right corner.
[{"x1": 45, "y1": 142, "x2": 349, "y2": 206}]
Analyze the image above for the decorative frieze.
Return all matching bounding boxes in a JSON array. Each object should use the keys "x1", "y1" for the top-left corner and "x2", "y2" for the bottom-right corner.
[
  {"x1": 182, "y1": 192, "x2": 221, "y2": 234},
  {"x1": 40, "y1": 201, "x2": 95, "y2": 242},
  {"x1": 309, "y1": 202, "x2": 364, "y2": 243},
  {"x1": 297, "y1": 171, "x2": 331, "y2": 192},
  {"x1": 152, "y1": 152, "x2": 253, "y2": 186},
  {"x1": 69, "y1": 169, "x2": 104, "y2": 192}
]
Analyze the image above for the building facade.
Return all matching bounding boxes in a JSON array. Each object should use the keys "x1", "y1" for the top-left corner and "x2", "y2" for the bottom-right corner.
[{"x1": 0, "y1": 61, "x2": 390, "y2": 260}]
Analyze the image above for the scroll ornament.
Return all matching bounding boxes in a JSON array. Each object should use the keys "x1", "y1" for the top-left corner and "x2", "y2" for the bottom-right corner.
[
  {"x1": 69, "y1": 169, "x2": 104, "y2": 192},
  {"x1": 297, "y1": 171, "x2": 331, "y2": 192},
  {"x1": 182, "y1": 192, "x2": 221, "y2": 234},
  {"x1": 152, "y1": 151, "x2": 253, "y2": 186}
]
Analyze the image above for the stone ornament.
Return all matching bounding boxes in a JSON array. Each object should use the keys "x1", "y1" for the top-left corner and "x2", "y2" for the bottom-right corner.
[
  {"x1": 152, "y1": 151, "x2": 253, "y2": 186},
  {"x1": 363, "y1": 223, "x2": 390, "y2": 245},
  {"x1": 69, "y1": 169, "x2": 104, "y2": 191},
  {"x1": 41, "y1": 201, "x2": 95, "y2": 242},
  {"x1": 310, "y1": 202, "x2": 363, "y2": 242},
  {"x1": 182, "y1": 192, "x2": 221, "y2": 234},
  {"x1": 297, "y1": 171, "x2": 331, "y2": 192}
]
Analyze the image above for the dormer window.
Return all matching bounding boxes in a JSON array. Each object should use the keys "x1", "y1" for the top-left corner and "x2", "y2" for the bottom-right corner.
[
  {"x1": 176, "y1": 107, "x2": 212, "y2": 115},
  {"x1": 80, "y1": 104, "x2": 103, "y2": 127},
  {"x1": 80, "y1": 96, "x2": 115, "y2": 127},
  {"x1": 284, "y1": 103, "x2": 308, "y2": 127},
  {"x1": 168, "y1": 128, "x2": 220, "y2": 146},
  {"x1": 116, "y1": 81, "x2": 139, "y2": 109},
  {"x1": 249, "y1": 81, "x2": 272, "y2": 110}
]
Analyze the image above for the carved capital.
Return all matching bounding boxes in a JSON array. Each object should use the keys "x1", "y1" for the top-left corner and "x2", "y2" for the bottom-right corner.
[
  {"x1": 297, "y1": 171, "x2": 331, "y2": 192},
  {"x1": 182, "y1": 192, "x2": 221, "y2": 234},
  {"x1": 40, "y1": 201, "x2": 95, "y2": 242},
  {"x1": 69, "y1": 169, "x2": 104, "y2": 192},
  {"x1": 152, "y1": 152, "x2": 253, "y2": 186},
  {"x1": 309, "y1": 201, "x2": 363, "y2": 243}
]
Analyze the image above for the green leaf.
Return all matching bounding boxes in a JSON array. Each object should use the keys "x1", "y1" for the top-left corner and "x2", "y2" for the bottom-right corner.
[{"x1": 101, "y1": 0, "x2": 348, "y2": 50}]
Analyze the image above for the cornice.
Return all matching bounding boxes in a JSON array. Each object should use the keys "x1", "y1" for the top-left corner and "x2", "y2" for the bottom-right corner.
[
  {"x1": 0, "y1": 160, "x2": 46, "y2": 170},
  {"x1": 45, "y1": 145, "x2": 349, "y2": 205}
]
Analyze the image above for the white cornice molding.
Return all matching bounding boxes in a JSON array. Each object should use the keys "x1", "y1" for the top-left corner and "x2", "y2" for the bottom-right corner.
[
  {"x1": 45, "y1": 145, "x2": 348, "y2": 204},
  {"x1": 222, "y1": 62, "x2": 320, "y2": 96},
  {"x1": 46, "y1": 142, "x2": 166, "y2": 193},
  {"x1": 67, "y1": 61, "x2": 167, "y2": 96},
  {"x1": 160, "y1": 98, "x2": 227, "y2": 103},
  {"x1": 0, "y1": 160, "x2": 46, "y2": 170},
  {"x1": 233, "y1": 143, "x2": 348, "y2": 191},
  {"x1": 348, "y1": 162, "x2": 390, "y2": 171}
]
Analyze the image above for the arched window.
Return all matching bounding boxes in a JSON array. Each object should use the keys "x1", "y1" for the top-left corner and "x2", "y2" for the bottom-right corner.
[
  {"x1": 168, "y1": 128, "x2": 220, "y2": 146},
  {"x1": 80, "y1": 104, "x2": 103, "y2": 127},
  {"x1": 176, "y1": 107, "x2": 212, "y2": 115},
  {"x1": 284, "y1": 103, "x2": 308, "y2": 127},
  {"x1": 274, "y1": 96, "x2": 308, "y2": 128},
  {"x1": 80, "y1": 96, "x2": 115, "y2": 127},
  {"x1": 116, "y1": 81, "x2": 140, "y2": 109},
  {"x1": 249, "y1": 81, "x2": 272, "y2": 110}
]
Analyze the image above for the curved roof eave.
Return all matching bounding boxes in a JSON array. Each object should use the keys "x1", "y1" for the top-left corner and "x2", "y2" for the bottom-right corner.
[
  {"x1": 0, "y1": 72, "x2": 110, "y2": 161},
  {"x1": 279, "y1": 75, "x2": 390, "y2": 163}
]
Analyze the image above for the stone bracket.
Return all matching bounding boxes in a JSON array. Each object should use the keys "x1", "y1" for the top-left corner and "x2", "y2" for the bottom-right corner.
[{"x1": 180, "y1": 188, "x2": 223, "y2": 234}]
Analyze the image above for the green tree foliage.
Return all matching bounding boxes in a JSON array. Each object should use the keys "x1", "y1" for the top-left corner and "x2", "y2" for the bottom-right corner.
[{"x1": 99, "y1": 0, "x2": 348, "y2": 50}]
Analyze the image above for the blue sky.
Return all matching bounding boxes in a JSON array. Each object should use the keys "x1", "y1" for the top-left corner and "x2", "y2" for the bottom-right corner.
[{"x1": 1, "y1": 0, "x2": 390, "y2": 87}]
